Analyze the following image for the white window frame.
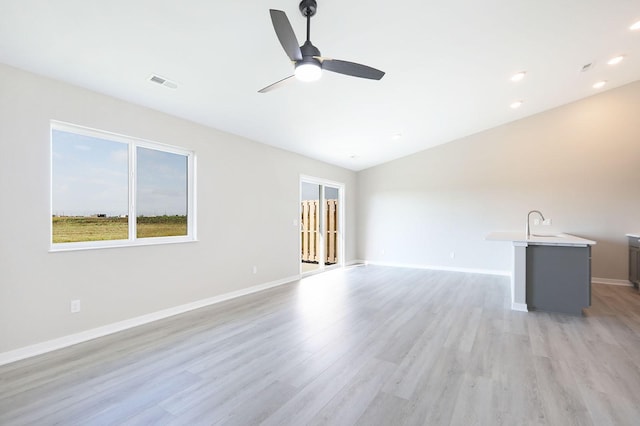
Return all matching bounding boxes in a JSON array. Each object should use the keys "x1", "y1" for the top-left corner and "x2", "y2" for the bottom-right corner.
[{"x1": 50, "y1": 121, "x2": 197, "y2": 252}]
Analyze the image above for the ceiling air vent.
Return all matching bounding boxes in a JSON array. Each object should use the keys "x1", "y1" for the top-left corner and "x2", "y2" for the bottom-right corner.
[
  {"x1": 148, "y1": 74, "x2": 178, "y2": 89},
  {"x1": 581, "y1": 62, "x2": 594, "y2": 72}
]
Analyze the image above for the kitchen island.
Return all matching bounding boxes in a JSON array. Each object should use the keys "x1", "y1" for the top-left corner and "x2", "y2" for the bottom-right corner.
[{"x1": 486, "y1": 232, "x2": 596, "y2": 314}]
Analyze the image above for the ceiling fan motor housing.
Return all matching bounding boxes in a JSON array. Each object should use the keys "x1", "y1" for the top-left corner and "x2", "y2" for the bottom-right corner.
[
  {"x1": 299, "y1": 0, "x2": 317, "y2": 17},
  {"x1": 300, "y1": 40, "x2": 321, "y2": 58},
  {"x1": 297, "y1": 40, "x2": 322, "y2": 75}
]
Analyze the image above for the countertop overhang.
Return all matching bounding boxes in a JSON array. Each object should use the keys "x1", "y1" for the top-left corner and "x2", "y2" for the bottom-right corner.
[
  {"x1": 486, "y1": 232, "x2": 596, "y2": 247},
  {"x1": 626, "y1": 233, "x2": 640, "y2": 238}
]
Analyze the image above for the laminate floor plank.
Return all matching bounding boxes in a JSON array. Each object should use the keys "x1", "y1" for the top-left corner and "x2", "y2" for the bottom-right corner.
[
  {"x1": 447, "y1": 374, "x2": 495, "y2": 426},
  {"x1": 466, "y1": 312, "x2": 505, "y2": 380},
  {"x1": 121, "y1": 405, "x2": 176, "y2": 426},
  {"x1": 306, "y1": 357, "x2": 396, "y2": 426},
  {"x1": 401, "y1": 344, "x2": 468, "y2": 425},
  {"x1": 578, "y1": 385, "x2": 640, "y2": 426},
  {"x1": 260, "y1": 345, "x2": 376, "y2": 426},
  {"x1": 213, "y1": 380, "x2": 298, "y2": 426},
  {"x1": 532, "y1": 355, "x2": 593, "y2": 426},
  {"x1": 381, "y1": 305, "x2": 457, "y2": 400},
  {"x1": 354, "y1": 391, "x2": 412, "y2": 426},
  {"x1": 1, "y1": 265, "x2": 639, "y2": 425},
  {"x1": 492, "y1": 332, "x2": 546, "y2": 425}
]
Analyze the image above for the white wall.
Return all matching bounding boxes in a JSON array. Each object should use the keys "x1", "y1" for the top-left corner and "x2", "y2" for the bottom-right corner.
[
  {"x1": 0, "y1": 64, "x2": 357, "y2": 353},
  {"x1": 357, "y1": 80, "x2": 640, "y2": 280}
]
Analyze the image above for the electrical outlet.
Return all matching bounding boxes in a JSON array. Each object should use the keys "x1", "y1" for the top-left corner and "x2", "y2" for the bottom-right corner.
[
  {"x1": 450, "y1": 252, "x2": 455, "y2": 259},
  {"x1": 543, "y1": 219, "x2": 552, "y2": 226},
  {"x1": 252, "y1": 265, "x2": 257, "y2": 274},
  {"x1": 381, "y1": 249, "x2": 385, "y2": 255},
  {"x1": 533, "y1": 218, "x2": 541, "y2": 226},
  {"x1": 70, "y1": 299, "x2": 81, "y2": 313}
]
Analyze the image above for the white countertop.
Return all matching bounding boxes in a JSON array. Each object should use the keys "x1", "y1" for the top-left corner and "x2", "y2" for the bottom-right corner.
[
  {"x1": 486, "y1": 231, "x2": 596, "y2": 246},
  {"x1": 626, "y1": 233, "x2": 640, "y2": 238}
]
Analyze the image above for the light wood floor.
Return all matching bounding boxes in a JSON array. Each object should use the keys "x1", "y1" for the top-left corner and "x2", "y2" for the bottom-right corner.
[{"x1": 1, "y1": 265, "x2": 640, "y2": 425}]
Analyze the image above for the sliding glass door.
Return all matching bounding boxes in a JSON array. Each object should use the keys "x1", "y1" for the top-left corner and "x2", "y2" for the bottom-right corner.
[{"x1": 300, "y1": 177, "x2": 344, "y2": 275}]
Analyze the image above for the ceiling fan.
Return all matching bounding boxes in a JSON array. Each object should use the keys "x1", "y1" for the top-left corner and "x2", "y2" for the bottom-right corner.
[{"x1": 258, "y1": 0, "x2": 385, "y2": 93}]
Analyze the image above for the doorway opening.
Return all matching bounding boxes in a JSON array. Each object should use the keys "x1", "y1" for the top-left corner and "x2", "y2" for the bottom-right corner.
[{"x1": 300, "y1": 177, "x2": 344, "y2": 275}]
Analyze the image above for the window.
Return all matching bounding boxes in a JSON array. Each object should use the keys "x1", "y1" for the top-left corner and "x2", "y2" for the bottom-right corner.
[{"x1": 51, "y1": 122, "x2": 196, "y2": 250}]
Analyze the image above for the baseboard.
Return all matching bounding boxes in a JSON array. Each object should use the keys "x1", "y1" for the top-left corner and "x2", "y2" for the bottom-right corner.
[
  {"x1": 364, "y1": 260, "x2": 510, "y2": 277},
  {"x1": 346, "y1": 259, "x2": 365, "y2": 266},
  {"x1": 511, "y1": 302, "x2": 529, "y2": 312},
  {"x1": 592, "y1": 277, "x2": 633, "y2": 287},
  {"x1": 0, "y1": 274, "x2": 301, "y2": 367}
]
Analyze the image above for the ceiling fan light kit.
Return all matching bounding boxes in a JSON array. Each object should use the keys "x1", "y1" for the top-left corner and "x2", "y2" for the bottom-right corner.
[
  {"x1": 259, "y1": 0, "x2": 385, "y2": 93},
  {"x1": 295, "y1": 61, "x2": 322, "y2": 81}
]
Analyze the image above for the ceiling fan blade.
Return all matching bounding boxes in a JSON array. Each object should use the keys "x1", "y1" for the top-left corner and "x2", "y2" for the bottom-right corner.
[
  {"x1": 258, "y1": 75, "x2": 295, "y2": 93},
  {"x1": 269, "y1": 10, "x2": 303, "y2": 62},
  {"x1": 322, "y1": 59, "x2": 385, "y2": 80}
]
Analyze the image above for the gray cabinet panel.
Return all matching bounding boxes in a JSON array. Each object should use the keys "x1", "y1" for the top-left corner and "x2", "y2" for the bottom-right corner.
[{"x1": 526, "y1": 245, "x2": 591, "y2": 315}]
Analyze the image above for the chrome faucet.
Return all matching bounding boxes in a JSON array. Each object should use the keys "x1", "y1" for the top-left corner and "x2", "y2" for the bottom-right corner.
[{"x1": 526, "y1": 210, "x2": 545, "y2": 238}]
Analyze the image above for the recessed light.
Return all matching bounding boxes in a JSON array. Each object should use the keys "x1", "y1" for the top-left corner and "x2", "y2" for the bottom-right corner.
[
  {"x1": 392, "y1": 133, "x2": 403, "y2": 141},
  {"x1": 511, "y1": 71, "x2": 527, "y2": 82},
  {"x1": 630, "y1": 20, "x2": 640, "y2": 30},
  {"x1": 607, "y1": 55, "x2": 625, "y2": 65},
  {"x1": 510, "y1": 100, "x2": 523, "y2": 109},
  {"x1": 593, "y1": 80, "x2": 607, "y2": 89},
  {"x1": 348, "y1": 154, "x2": 357, "y2": 159}
]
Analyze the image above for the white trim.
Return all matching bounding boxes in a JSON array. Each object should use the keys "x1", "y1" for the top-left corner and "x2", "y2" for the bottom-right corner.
[
  {"x1": 0, "y1": 274, "x2": 300, "y2": 367},
  {"x1": 299, "y1": 174, "x2": 344, "y2": 188},
  {"x1": 592, "y1": 277, "x2": 633, "y2": 287},
  {"x1": 511, "y1": 302, "x2": 529, "y2": 312},
  {"x1": 364, "y1": 260, "x2": 510, "y2": 276},
  {"x1": 49, "y1": 237, "x2": 198, "y2": 252}
]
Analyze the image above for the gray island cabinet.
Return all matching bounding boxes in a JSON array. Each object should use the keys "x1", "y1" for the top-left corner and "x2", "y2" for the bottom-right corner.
[
  {"x1": 486, "y1": 232, "x2": 596, "y2": 314},
  {"x1": 526, "y1": 244, "x2": 591, "y2": 315}
]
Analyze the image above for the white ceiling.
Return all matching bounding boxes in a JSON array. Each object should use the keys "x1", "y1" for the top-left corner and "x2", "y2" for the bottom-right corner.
[{"x1": 1, "y1": 0, "x2": 639, "y2": 170}]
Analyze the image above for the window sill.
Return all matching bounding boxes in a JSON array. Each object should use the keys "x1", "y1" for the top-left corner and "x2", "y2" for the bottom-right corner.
[{"x1": 49, "y1": 237, "x2": 198, "y2": 253}]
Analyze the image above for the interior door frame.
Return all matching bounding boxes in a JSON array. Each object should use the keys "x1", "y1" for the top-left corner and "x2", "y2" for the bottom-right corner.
[{"x1": 299, "y1": 175, "x2": 345, "y2": 276}]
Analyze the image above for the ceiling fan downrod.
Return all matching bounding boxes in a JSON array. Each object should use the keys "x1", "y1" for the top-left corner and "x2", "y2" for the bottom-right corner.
[{"x1": 299, "y1": 0, "x2": 317, "y2": 42}]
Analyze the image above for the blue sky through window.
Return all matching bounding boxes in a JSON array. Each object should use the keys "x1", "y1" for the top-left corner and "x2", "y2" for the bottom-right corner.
[
  {"x1": 52, "y1": 129, "x2": 188, "y2": 217},
  {"x1": 52, "y1": 129, "x2": 128, "y2": 217},
  {"x1": 137, "y1": 147, "x2": 187, "y2": 216}
]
